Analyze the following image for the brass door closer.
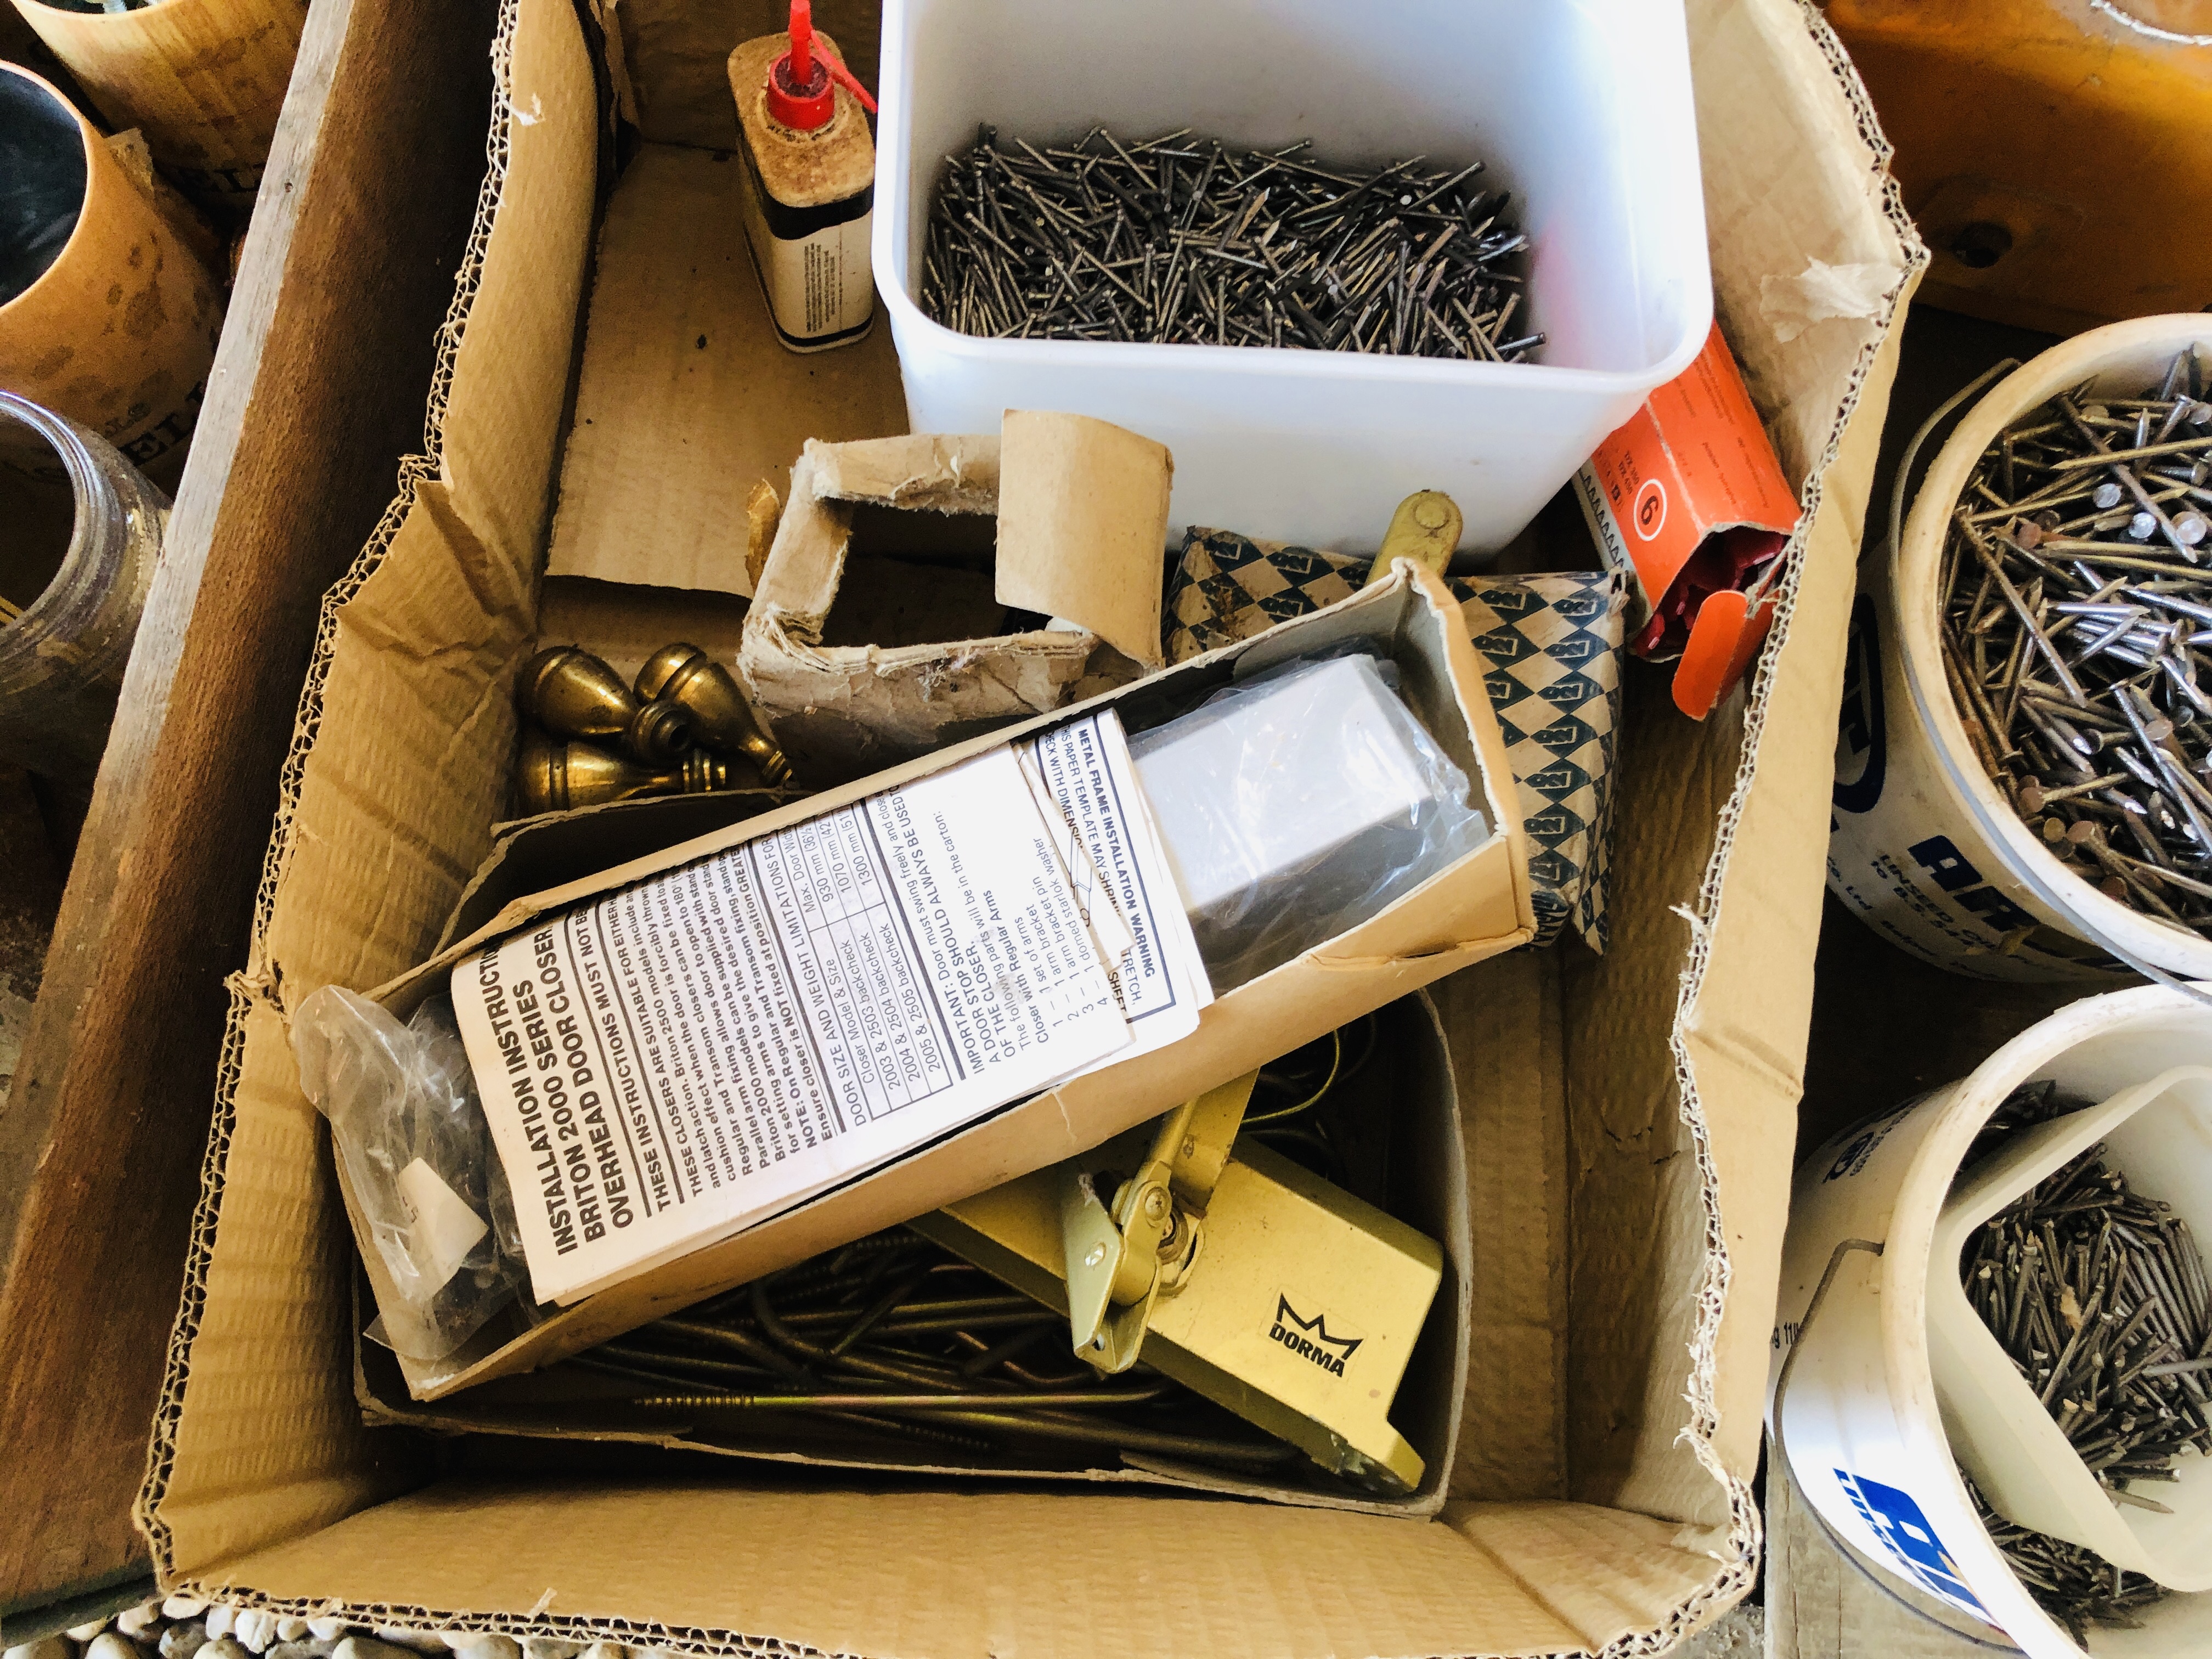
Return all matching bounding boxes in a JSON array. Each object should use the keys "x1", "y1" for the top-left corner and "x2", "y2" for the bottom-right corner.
[{"x1": 912, "y1": 1071, "x2": 1443, "y2": 1491}]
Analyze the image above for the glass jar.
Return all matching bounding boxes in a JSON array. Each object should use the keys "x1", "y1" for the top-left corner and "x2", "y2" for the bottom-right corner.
[{"x1": 0, "y1": 390, "x2": 167, "y2": 783}]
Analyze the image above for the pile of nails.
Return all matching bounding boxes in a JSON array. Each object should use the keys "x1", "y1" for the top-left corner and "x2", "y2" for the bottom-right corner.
[
  {"x1": 922, "y1": 125, "x2": 1542, "y2": 360},
  {"x1": 559, "y1": 1227, "x2": 1301, "y2": 1474},
  {"x1": 1954, "y1": 1079, "x2": 2212, "y2": 1632},
  {"x1": 1965, "y1": 1472, "x2": 2168, "y2": 1643},
  {"x1": 1938, "y1": 346, "x2": 2212, "y2": 935}
]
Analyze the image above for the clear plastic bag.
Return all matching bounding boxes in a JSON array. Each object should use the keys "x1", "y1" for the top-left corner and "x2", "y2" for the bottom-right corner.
[
  {"x1": 1129, "y1": 650, "x2": 1493, "y2": 989},
  {"x1": 292, "y1": 986, "x2": 529, "y2": 1361}
]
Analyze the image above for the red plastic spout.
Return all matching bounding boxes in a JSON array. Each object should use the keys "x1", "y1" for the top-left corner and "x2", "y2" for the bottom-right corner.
[{"x1": 765, "y1": 0, "x2": 877, "y2": 131}]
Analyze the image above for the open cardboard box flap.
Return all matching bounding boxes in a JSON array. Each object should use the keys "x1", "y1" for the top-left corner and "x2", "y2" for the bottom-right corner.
[
  {"x1": 995, "y1": 409, "x2": 1172, "y2": 666},
  {"x1": 134, "y1": 0, "x2": 1925, "y2": 1650}
]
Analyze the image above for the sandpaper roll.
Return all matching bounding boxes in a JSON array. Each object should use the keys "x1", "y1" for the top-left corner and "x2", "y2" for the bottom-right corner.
[
  {"x1": 8, "y1": 0, "x2": 307, "y2": 221},
  {"x1": 0, "y1": 63, "x2": 223, "y2": 477}
]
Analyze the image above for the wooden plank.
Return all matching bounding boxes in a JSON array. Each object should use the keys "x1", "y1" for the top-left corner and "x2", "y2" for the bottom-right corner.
[{"x1": 0, "y1": 0, "x2": 498, "y2": 1612}]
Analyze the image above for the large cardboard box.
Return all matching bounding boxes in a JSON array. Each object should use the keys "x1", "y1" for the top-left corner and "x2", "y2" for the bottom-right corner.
[{"x1": 134, "y1": 1, "x2": 1928, "y2": 1654}]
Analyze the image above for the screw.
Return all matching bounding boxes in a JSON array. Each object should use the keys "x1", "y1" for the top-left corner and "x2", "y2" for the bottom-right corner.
[{"x1": 1949, "y1": 219, "x2": 2015, "y2": 269}]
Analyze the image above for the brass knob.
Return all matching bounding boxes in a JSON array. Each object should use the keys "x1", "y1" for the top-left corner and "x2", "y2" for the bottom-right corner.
[
  {"x1": 635, "y1": 642, "x2": 792, "y2": 786},
  {"x1": 522, "y1": 645, "x2": 696, "y2": 764},
  {"x1": 514, "y1": 730, "x2": 736, "y2": 816}
]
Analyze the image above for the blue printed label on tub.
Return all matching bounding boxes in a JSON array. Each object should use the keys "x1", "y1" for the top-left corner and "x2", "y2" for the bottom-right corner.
[{"x1": 1835, "y1": 1468, "x2": 1990, "y2": 1620}]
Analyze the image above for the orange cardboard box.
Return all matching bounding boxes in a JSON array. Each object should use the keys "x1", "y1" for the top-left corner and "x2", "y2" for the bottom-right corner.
[{"x1": 1573, "y1": 321, "x2": 1801, "y2": 719}]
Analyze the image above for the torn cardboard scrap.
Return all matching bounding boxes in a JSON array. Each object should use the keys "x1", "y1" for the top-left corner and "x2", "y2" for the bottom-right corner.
[
  {"x1": 741, "y1": 411, "x2": 1172, "y2": 782},
  {"x1": 450, "y1": 708, "x2": 1207, "y2": 1306}
]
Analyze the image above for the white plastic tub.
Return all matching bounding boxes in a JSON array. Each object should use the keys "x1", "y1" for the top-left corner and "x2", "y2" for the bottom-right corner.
[
  {"x1": 1928, "y1": 1064, "x2": 2212, "y2": 1590},
  {"x1": 1771, "y1": 985, "x2": 2212, "y2": 1657},
  {"x1": 1827, "y1": 314, "x2": 2212, "y2": 983},
  {"x1": 873, "y1": 0, "x2": 1712, "y2": 552}
]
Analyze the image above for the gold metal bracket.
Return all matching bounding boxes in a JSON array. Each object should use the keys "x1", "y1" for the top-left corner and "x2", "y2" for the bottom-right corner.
[{"x1": 1062, "y1": 1071, "x2": 1255, "y2": 1373}]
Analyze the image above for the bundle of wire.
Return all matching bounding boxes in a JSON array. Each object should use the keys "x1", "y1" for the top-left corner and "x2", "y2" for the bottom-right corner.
[{"x1": 552, "y1": 1017, "x2": 1381, "y2": 1473}]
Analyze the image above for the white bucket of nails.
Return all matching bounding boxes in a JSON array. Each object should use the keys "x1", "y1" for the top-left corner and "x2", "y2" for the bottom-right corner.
[
  {"x1": 1771, "y1": 985, "x2": 2212, "y2": 1656},
  {"x1": 1829, "y1": 315, "x2": 2212, "y2": 984}
]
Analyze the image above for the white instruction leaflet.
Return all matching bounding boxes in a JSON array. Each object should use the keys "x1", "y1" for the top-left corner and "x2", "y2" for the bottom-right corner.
[
  {"x1": 1017, "y1": 712, "x2": 1212, "y2": 1063},
  {"x1": 451, "y1": 742, "x2": 1156, "y2": 1306}
]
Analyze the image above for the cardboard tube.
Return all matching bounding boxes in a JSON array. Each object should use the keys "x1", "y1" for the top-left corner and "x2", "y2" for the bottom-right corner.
[
  {"x1": 0, "y1": 64, "x2": 222, "y2": 476},
  {"x1": 8, "y1": 0, "x2": 307, "y2": 221}
]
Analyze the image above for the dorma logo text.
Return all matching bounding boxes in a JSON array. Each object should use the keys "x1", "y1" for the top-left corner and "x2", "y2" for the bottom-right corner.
[{"x1": 1269, "y1": 1293, "x2": 1361, "y2": 1378}]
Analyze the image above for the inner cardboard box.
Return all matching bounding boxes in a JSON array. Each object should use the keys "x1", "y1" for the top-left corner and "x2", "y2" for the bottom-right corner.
[
  {"x1": 134, "y1": 0, "x2": 1927, "y2": 1654},
  {"x1": 820, "y1": 507, "x2": 1022, "y2": 648},
  {"x1": 352, "y1": 947, "x2": 1472, "y2": 1518}
]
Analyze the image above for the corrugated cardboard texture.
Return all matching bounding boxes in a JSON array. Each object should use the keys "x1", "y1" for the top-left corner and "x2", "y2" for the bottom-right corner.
[
  {"x1": 1436, "y1": 949, "x2": 1570, "y2": 1504},
  {"x1": 143, "y1": 998, "x2": 417, "y2": 1575},
  {"x1": 542, "y1": 142, "x2": 906, "y2": 597},
  {"x1": 138, "y1": 0, "x2": 1928, "y2": 1649},
  {"x1": 1557, "y1": 0, "x2": 1922, "y2": 1550},
  {"x1": 144, "y1": 0, "x2": 599, "y2": 1576},
  {"x1": 192, "y1": 1483, "x2": 1733, "y2": 1659}
]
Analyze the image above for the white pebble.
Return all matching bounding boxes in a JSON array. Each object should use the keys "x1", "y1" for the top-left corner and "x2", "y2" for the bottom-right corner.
[
  {"x1": 205, "y1": 1610, "x2": 235, "y2": 1640},
  {"x1": 371, "y1": 1635, "x2": 444, "y2": 1657},
  {"x1": 304, "y1": 1627, "x2": 348, "y2": 1646},
  {"x1": 165, "y1": 1600, "x2": 211, "y2": 1622},
  {"x1": 447, "y1": 1640, "x2": 517, "y2": 1659},
  {"x1": 118, "y1": 1606, "x2": 163, "y2": 1639},
  {"x1": 159, "y1": 1623, "x2": 208, "y2": 1659},
  {"x1": 70, "y1": 1622, "x2": 112, "y2": 1642},
  {"x1": 5, "y1": 1638, "x2": 74, "y2": 1659},
  {"x1": 89, "y1": 1634, "x2": 144, "y2": 1659},
  {"x1": 275, "y1": 1625, "x2": 308, "y2": 1646},
  {"x1": 578, "y1": 1645, "x2": 630, "y2": 1659},
  {"x1": 202, "y1": 1641, "x2": 251, "y2": 1659},
  {"x1": 520, "y1": 1644, "x2": 582, "y2": 1659},
  {"x1": 236, "y1": 1613, "x2": 280, "y2": 1654}
]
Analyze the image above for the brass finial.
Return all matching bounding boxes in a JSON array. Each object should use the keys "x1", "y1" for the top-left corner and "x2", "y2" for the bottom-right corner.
[
  {"x1": 522, "y1": 645, "x2": 697, "y2": 764},
  {"x1": 635, "y1": 644, "x2": 792, "y2": 786},
  {"x1": 514, "y1": 729, "x2": 735, "y2": 816}
]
